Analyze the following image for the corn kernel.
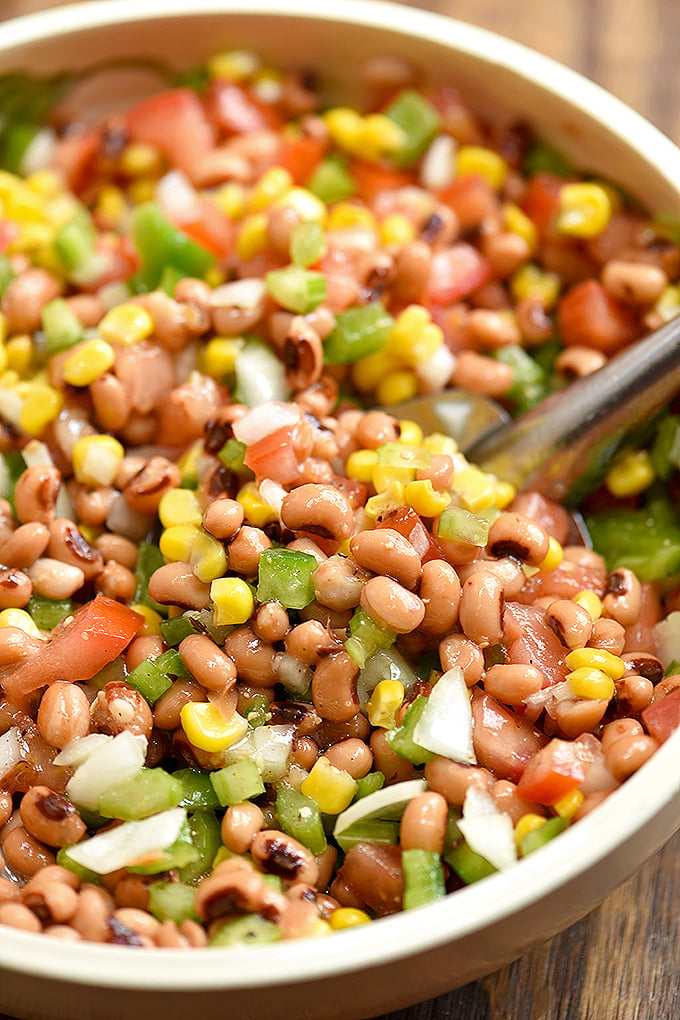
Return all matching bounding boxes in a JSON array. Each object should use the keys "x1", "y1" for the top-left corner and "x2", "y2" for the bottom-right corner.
[
  {"x1": 553, "y1": 789, "x2": 585, "y2": 820},
  {"x1": 128, "y1": 177, "x2": 158, "y2": 205},
  {"x1": 397, "y1": 420, "x2": 424, "y2": 448},
  {"x1": 158, "y1": 488, "x2": 203, "y2": 530},
  {"x1": 0, "y1": 313, "x2": 6, "y2": 347},
  {"x1": 364, "y1": 481, "x2": 405, "y2": 522},
  {"x1": 248, "y1": 167, "x2": 293, "y2": 212},
  {"x1": 345, "y1": 449, "x2": 378, "y2": 484},
  {"x1": 300, "y1": 756, "x2": 357, "y2": 814},
  {"x1": 273, "y1": 187, "x2": 327, "y2": 225},
  {"x1": 379, "y1": 213, "x2": 416, "y2": 247},
  {"x1": 358, "y1": 114, "x2": 406, "y2": 162},
  {"x1": 351, "y1": 350, "x2": 394, "y2": 392},
  {"x1": 128, "y1": 603, "x2": 163, "y2": 636},
  {"x1": 210, "y1": 576, "x2": 255, "y2": 626},
  {"x1": 605, "y1": 449, "x2": 655, "y2": 498},
  {"x1": 119, "y1": 143, "x2": 164, "y2": 179},
  {"x1": 404, "y1": 479, "x2": 450, "y2": 517},
  {"x1": 236, "y1": 482, "x2": 278, "y2": 527},
  {"x1": 453, "y1": 465, "x2": 497, "y2": 513},
  {"x1": 99, "y1": 303, "x2": 154, "y2": 346},
  {"x1": 329, "y1": 907, "x2": 371, "y2": 930},
  {"x1": 176, "y1": 440, "x2": 203, "y2": 487},
  {"x1": 556, "y1": 182, "x2": 612, "y2": 239},
  {"x1": 510, "y1": 263, "x2": 561, "y2": 309},
  {"x1": 18, "y1": 383, "x2": 63, "y2": 436},
  {"x1": 366, "y1": 679, "x2": 404, "y2": 728},
  {"x1": 573, "y1": 589, "x2": 603, "y2": 621},
  {"x1": 537, "y1": 535, "x2": 564, "y2": 573},
  {"x1": 653, "y1": 284, "x2": 680, "y2": 324},
  {"x1": 389, "y1": 305, "x2": 443, "y2": 367},
  {"x1": 567, "y1": 666, "x2": 615, "y2": 701},
  {"x1": 0, "y1": 607, "x2": 44, "y2": 639},
  {"x1": 94, "y1": 185, "x2": 127, "y2": 228},
  {"x1": 202, "y1": 337, "x2": 245, "y2": 378},
  {"x1": 5, "y1": 335, "x2": 33, "y2": 374},
  {"x1": 160, "y1": 524, "x2": 200, "y2": 563},
  {"x1": 372, "y1": 464, "x2": 416, "y2": 493},
  {"x1": 190, "y1": 531, "x2": 228, "y2": 584},
  {"x1": 204, "y1": 266, "x2": 225, "y2": 289},
  {"x1": 502, "y1": 202, "x2": 537, "y2": 254},
  {"x1": 72, "y1": 434, "x2": 124, "y2": 486},
  {"x1": 180, "y1": 702, "x2": 249, "y2": 753},
  {"x1": 236, "y1": 213, "x2": 269, "y2": 260},
  {"x1": 565, "y1": 648, "x2": 625, "y2": 679},
  {"x1": 63, "y1": 338, "x2": 115, "y2": 387},
  {"x1": 208, "y1": 49, "x2": 260, "y2": 82},
  {"x1": 376, "y1": 370, "x2": 418, "y2": 406},
  {"x1": 326, "y1": 202, "x2": 376, "y2": 233},
  {"x1": 493, "y1": 479, "x2": 516, "y2": 510},
  {"x1": 422, "y1": 431, "x2": 458, "y2": 456},
  {"x1": 457, "y1": 146, "x2": 508, "y2": 190},
  {"x1": 26, "y1": 169, "x2": 63, "y2": 199},
  {"x1": 214, "y1": 181, "x2": 247, "y2": 220},
  {"x1": 78, "y1": 523, "x2": 100, "y2": 546},
  {"x1": 324, "y1": 107, "x2": 364, "y2": 152},
  {"x1": 514, "y1": 813, "x2": 546, "y2": 850},
  {"x1": 336, "y1": 538, "x2": 352, "y2": 557}
]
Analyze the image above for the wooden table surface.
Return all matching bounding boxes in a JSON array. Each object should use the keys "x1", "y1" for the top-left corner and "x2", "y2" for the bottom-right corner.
[{"x1": 1, "y1": 1, "x2": 679, "y2": 1018}]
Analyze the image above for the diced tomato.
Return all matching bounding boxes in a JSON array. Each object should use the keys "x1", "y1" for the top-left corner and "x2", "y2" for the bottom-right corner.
[
  {"x1": 642, "y1": 688, "x2": 680, "y2": 744},
  {"x1": 377, "y1": 506, "x2": 442, "y2": 563},
  {"x1": 503, "y1": 602, "x2": 569, "y2": 687},
  {"x1": 0, "y1": 221, "x2": 18, "y2": 253},
  {"x1": 517, "y1": 737, "x2": 592, "y2": 804},
  {"x1": 125, "y1": 88, "x2": 214, "y2": 178},
  {"x1": 348, "y1": 160, "x2": 414, "y2": 203},
  {"x1": 471, "y1": 689, "x2": 548, "y2": 783},
  {"x1": 50, "y1": 127, "x2": 102, "y2": 193},
  {"x1": 1, "y1": 597, "x2": 144, "y2": 699},
  {"x1": 520, "y1": 172, "x2": 565, "y2": 238},
  {"x1": 332, "y1": 475, "x2": 368, "y2": 510},
  {"x1": 558, "y1": 278, "x2": 640, "y2": 355},
  {"x1": 517, "y1": 553, "x2": 607, "y2": 605},
  {"x1": 243, "y1": 425, "x2": 303, "y2": 485},
  {"x1": 179, "y1": 198, "x2": 233, "y2": 259},
  {"x1": 205, "y1": 81, "x2": 282, "y2": 136},
  {"x1": 424, "y1": 244, "x2": 492, "y2": 305},
  {"x1": 277, "y1": 135, "x2": 328, "y2": 184},
  {"x1": 437, "y1": 173, "x2": 500, "y2": 231}
]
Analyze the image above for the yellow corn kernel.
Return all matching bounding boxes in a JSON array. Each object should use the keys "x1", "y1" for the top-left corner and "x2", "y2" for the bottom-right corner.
[
  {"x1": 62, "y1": 338, "x2": 115, "y2": 388},
  {"x1": 127, "y1": 177, "x2": 158, "y2": 205},
  {"x1": 379, "y1": 213, "x2": 416, "y2": 247},
  {"x1": 300, "y1": 756, "x2": 357, "y2": 814},
  {"x1": 389, "y1": 305, "x2": 443, "y2": 367},
  {"x1": 98, "y1": 303, "x2": 154, "y2": 346},
  {"x1": 573, "y1": 589, "x2": 603, "y2": 621},
  {"x1": 514, "y1": 813, "x2": 546, "y2": 850},
  {"x1": 653, "y1": 284, "x2": 680, "y2": 324},
  {"x1": 345, "y1": 449, "x2": 379, "y2": 484},
  {"x1": 236, "y1": 482, "x2": 278, "y2": 528},
  {"x1": 510, "y1": 263, "x2": 561, "y2": 309},
  {"x1": 457, "y1": 146, "x2": 508, "y2": 190},
  {"x1": 358, "y1": 114, "x2": 406, "y2": 162},
  {"x1": 273, "y1": 187, "x2": 327, "y2": 225},
  {"x1": 324, "y1": 107, "x2": 364, "y2": 153},
  {"x1": 502, "y1": 202, "x2": 537, "y2": 255},
  {"x1": 77, "y1": 523, "x2": 100, "y2": 546},
  {"x1": 202, "y1": 337, "x2": 244, "y2": 378},
  {"x1": 190, "y1": 531, "x2": 228, "y2": 584},
  {"x1": 336, "y1": 538, "x2": 352, "y2": 557},
  {"x1": 0, "y1": 370, "x2": 19, "y2": 389},
  {"x1": 214, "y1": 181, "x2": 247, "y2": 220},
  {"x1": 94, "y1": 185, "x2": 128, "y2": 229},
  {"x1": 556, "y1": 182, "x2": 612, "y2": 239},
  {"x1": 72, "y1": 434, "x2": 125, "y2": 487},
  {"x1": 208, "y1": 49, "x2": 260, "y2": 82},
  {"x1": 366, "y1": 679, "x2": 404, "y2": 728},
  {"x1": 376, "y1": 370, "x2": 418, "y2": 407},
  {"x1": 210, "y1": 576, "x2": 255, "y2": 627},
  {"x1": 0, "y1": 607, "x2": 44, "y2": 639},
  {"x1": 326, "y1": 202, "x2": 376, "y2": 233},
  {"x1": 397, "y1": 420, "x2": 424, "y2": 448},
  {"x1": 537, "y1": 535, "x2": 564, "y2": 573},
  {"x1": 248, "y1": 167, "x2": 293, "y2": 212},
  {"x1": 329, "y1": 907, "x2": 371, "y2": 930},
  {"x1": 422, "y1": 431, "x2": 458, "y2": 456},
  {"x1": 553, "y1": 789, "x2": 585, "y2": 820},
  {"x1": 204, "y1": 266, "x2": 225, "y2": 289},
  {"x1": 493, "y1": 479, "x2": 516, "y2": 510},
  {"x1": 372, "y1": 464, "x2": 416, "y2": 493},
  {"x1": 5, "y1": 334, "x2": 33, "y2": 374},
  {"x1": 119, "y1": 143, "x2": 164, "y2": 179},
  {"x1": 364, "y1": 481, "x2": 405, "y2": 523},
  {"x1": 252, "y1": 69, "x2": 284, "y2": 104},
  {"x1": 176, "y1": 440, "x2": 203, "y2": 487},
  {"x1": 18, "y1": 384, "x2": 63, "y2": 437},
  {"x1": 236, "y1": 213, "x2": 269, "y2": 260},
  {"x1": 180, "y1": 702, "x2": 249, "y2": 753},
  {"x1": 160, "y1": 524, "x2": 201, "y2": 563},
  {"x1": 567, "y1": 666, "x2": 615, "y2": 701},
  {"x1": 0, "y1": 313, "x2": 6, "y2": 347},
  {"x1": 158, "y1": 488, "x2": 203, "y2": 530},
  {"x1": 565, "y1": 647, "x2": 626, "y2": 680},
  {"x1": 351, "y1": 350, "x2": 394, "y2": 392},
  {"x1": 404, "y1": 479, "x2": 450, "y2": 517},
  {"x1": 605, "y1": 449, "x2": 655, "y2": 498},
  {"x1": 454, "y1": 465, "x2": 496, "y2": 513},
  {"x1": 26, "y1": 169, "x2": 63, "y2": 199},
  {"x1": 129, "y1": 603, "x2": 163, "y2": 636}
]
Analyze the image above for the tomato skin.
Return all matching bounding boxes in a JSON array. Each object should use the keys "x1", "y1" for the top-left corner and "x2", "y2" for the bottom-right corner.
[
  {"x1": 243, "y1": 425, "x2": 303, "y2": 485},
  {"x1": 438, "y1": 173, "x2": 500, "y2": 231},
  {"x1": 521, "y1": 172, "x2": 564, "y2": 238},
  {"x1": 641, "y1": 687, "x2": 680, "y2": 744},
  {"x1": 51, "y1": 127, "x2": 101, "y2": 193},
  {"x1": 558, "y1": 278, "x2": 639, "y2": 354},
  {"x1": 377, "y1": 506, "x2": 443, "y2": 563},
  {"x1": 1, "y1": 596, "x2": 144, "y2": 699},
  {"x1": 517, "y1": 737, "x2": 591, "y2": 804},
  {"x1": 277, "y1": 135, "x2": 328, "y2": 184},
  {"x1": 471, "y1": 689, "x2": 548, "y2": 783},
  {"x1": 179, "y1": 199, "x2": 233, "y2": 259},
  {"x1": 424, "y1": 244, "x2": 492, "y2": 305},
  {"x1": 205, "y1": 81, "x2": 281, "y2": 135},
  {"x1": 348, "y1": 160, "x2": 414, "y2": 203},
  {"x1": 125, "y1": 88, "x2": 214, "y2": 178}
]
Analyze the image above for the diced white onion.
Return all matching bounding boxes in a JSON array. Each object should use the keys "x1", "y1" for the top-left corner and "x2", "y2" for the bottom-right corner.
[
  {"x1": 274, "y1": 652, "x2": 313, "y2": 696},
  {"x1": 105, "y1": 494, "x2": 151, "y2": 544},
  {"x1": 252, "y1": 724, "x2": 294, "y2": 783},
  {"x1": 97, "y1": 282, "x2": 132, "y2": 310},
  {"x1": 20, "y1": 127, "x2": 57, "y2": 176},
  {"x1": 412, "y1": 667, "x2": 476, "y2": 764},
  {"x1": 66, "y1": 731, "x2": 147, "y2": 811},
  {"x1": 0, "y1": 389, "x2": 23, "y2": 430},
  {"x1": 232, "y1": 399, "x2": 300, "y2": 445},
  {"x1": 64, "y1": 808, "x2": 186, "y2": 875},
  {"x1": 654, "y1": 610, "x2": 680, "y2": 670},
  {"x1": 333, "y1": 778, "x2": 427, "y2": 839},
  {"x1": 258, "y1": 478, "x2": 286, "y2": 517},
  {"x1": 420, "y1": 134, "x2": 456, "y2": 191},
  {"x1": 234, "y1": 342, "x2": 291, "y2": 408},
  {"x1": 53, "y1": 732, "x2": 113, "y2": 769},
  {"x1": 357, "y1": 647, "x2": 419, "y2": 706},
  {"x1": 154, "y1": 169, "x2": 201, "y2": 224},
  {"x1": 458, "y1": 787, "x2": 517, "y2": 872},
  {"x1": 416, "y1": 344, "x2": 457, "y2": 392},
  {"x1": 0, "y1": 727, "x2": 23, "y2": 783},
  {"x1": 21, "y1": 440, "x2": 54, "y2": 469},
  {"x1": 210, "y1": 278, "x2": 266, "y2": 310}
]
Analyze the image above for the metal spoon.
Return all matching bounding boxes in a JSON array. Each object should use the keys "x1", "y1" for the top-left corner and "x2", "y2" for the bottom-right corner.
[{"x1": 392, "y1": 312, "x2": 680, "y2": 506}]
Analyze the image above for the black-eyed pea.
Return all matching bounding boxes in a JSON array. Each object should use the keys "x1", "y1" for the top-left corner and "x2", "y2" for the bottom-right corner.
[
  {"x1": 0, "y1": 901, "x2": 43, "y2": 933},
  {"x1": 71, "y1": 885, "x2": 115, "y2": 942},
  {"x1": 2, "y1": 826, "x2": 56, "y2": 878},
  {"x1": 227, "y1": 527, "x2": 272, "y2": 578},
  {"x1": 292, "y1": 735, "x2": 319, "y2": 771},
  {"x1": 354, "y1": 412, "x2": 400, "y2": 450},
  {"x1": 545, "y1": 599, "x2": 593, "y2": 649},
  {"x1": 312, "y1": 651, "x2": 360, "y2": 722},
  {"x1": 459, "y1": 571, "x2": 504, "y2": 647},
  {"x1": 47, "y1": 519, "x2": 103, "y2": 582},
  {"x1": 438, "y1": 633, "x2": 485, "y2": 686},
  {"x1": 44, "y1": 924, "x2": 83, "y2": 941},
  {"x1": 349, "y1": 529, "x2": 421, "y2": 590},
  {"x1": 415, "y1": 454, "x2": 454, "y2": 491},
  {"x1": 27, "y1": 558, "x2": 85, "y2": 599},
  {"x1": 601, "y1": 259, "x2": 668, "y2": 305},
  {"x1": 324, "y1": 738, "x2": 373, "y2": 779},
  {"x1": 369, "y1": 729, "x2": 416, "y2": 784},
  {"x1": 487, "y1": 512, "x2": 549, "y2": 566},
  {"x1": 21, "y1": 879, "x2": 79, "y2": 925},
  {"x1": 179, "y1": 634, "x2": 237, "y2": 692},
  {"x1": 90, "y1": 681, "x2": 153, "y2": 739},
  {"x1": 555, "y1": 346, "x2": 607, "y2": 379},
  {"x1": 284, "y1": 620, "x2": 341, "y2": 665},
  {"x1": 601, "y1": 717, "x2": 643, "y2": 754},
  {"x1": 400, "y1": 791, "x2": 448, "y2": 854},
  {"x1": 451, "y1": 350, "x2": 514, "y2": 399},
  {"x1": 281, "y1": 484, "x2": 354, "y2": 542},
  {"x1": 220, "y1": 802, "x2": 265, "y2": 855},
  {"x1": 112, "y1": 907, "x2": 161, "y2": 941},
  {"x1": 615, "y1": 674, "x2": 654, "y2": 713},
  {"x1": 419, "y1": 559, "x2": 461, "y2": 634},
  {"x1": 1, "y1": 267, "x2": 62, "y2": 334},
  {"x1": 0, "y1": 877, "x2": 19, "y2": 903},
  {"x1": 0, "y1": 522, "x2": 50, "y2": 568},
  {"x1": 490, "y1": 780, "x2": 544, "y2": 826},
  {"x1": 252, "y1": 601, "x2": 290, "y2": 643},
  {"x1": 359, "y1": 576, "x2": 425, "y2": 633},
  {"x1": 553, "y1": 698, "x2": 609, "y2": 739},
  {"x1": 603, "y1": 568, "x2": 641, "y2": 627},
  {"x1": 94, "y1": 533, "x2": 138, "y2": 571},
  {"x1": 19, "y1": 786, "x2": 87, "y2": 848},
  {"x1": 153, "y1": 679, "x2": 206, "y2": 731},
  {"x1": 94, "y1": 561, "x2": 137, "y2": 602},
  {"x1": 202, "y1": 498, "x2": 244, "y2": 542},
  {"x1": 194, "y1": 858, "x2": 287, "y2": 923},
  {"x1": 604, "y1": 732, "x2": 659, "y2": 782},
  {"x1": 620, "y1": 652, "x2": 664, "y2": 686},
  {"x1": 424, "y1": 757, "x2": 493, "y2": 806},
  {"x1": 126, "y1": 635, "x2": 164, "y2": 672},
  {"x1": 148, "y1": 562, "x2": 212, "y2": 609},
  {"x1": 13, "y1": 466, "x2": 61, "y2": 526},
  {"x1": 588, "y1": 617, "x2": 626, "y2": 654},
  {"x1": 334, "y1": 843, "x2": 403, "y2": 917},
  {"x1": 456, "y1": 557, "x2": 525, "y2": 598},
  {"x1": 313, "y1": 555, "x2": 368, "y2": 611},
  {"x1": 0, "y1": 568, "x2": 31, "y2": 610},
  {"x1": 283, "y1": 318, "x2": 323, "y2": 390},
  {"x1": 483, "y1": 663, "x2": 544, "y2": 706},
  {"x1": 251, "y1": 830, "x2": 319, "y2": 886},
  {"x1": 123, "y1": 458, "x2": 182, "y2": 517},
  {"x1": 223, "y1": 627, "x2": 278, "y2": 687}
]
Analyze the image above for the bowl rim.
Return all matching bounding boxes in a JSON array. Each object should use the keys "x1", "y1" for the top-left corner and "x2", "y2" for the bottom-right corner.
[{"x1": 1, "y1": 0, "x2": 680, "y2": 994}]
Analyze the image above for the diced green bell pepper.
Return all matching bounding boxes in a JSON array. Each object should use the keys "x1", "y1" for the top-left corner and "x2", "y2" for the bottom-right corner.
[
  {"x1": 445, "y1": 841, "x2": 497, "y2": 884},
  {"x1": 307, "y1": 156, "x2": 356, "y2": 204},
  {"x1": 519, "y1": 815, "x2": 569, "y2": 857},
  {"x1": 41, "y1": 297, "x2": 84, "y2": 355},
  {"x1": 384, "y1": 89, "x2": 441, "y2": 167},
  {"x1": 265, "y1": 266, "x2": 327, "y2": 314},
  {"x1": 131, "y1": 201, "x2": 215, "y2": 289},
  {"x1": 129, "y1": 819, "x2": 199, "y2": 875},
  {"x1": 345, "y1": 608, "x2": 396, "y2": 669},
  {"x1": 586, "y1": 495, "x2": 680, "y2": 580},
  {"x1": 353, "y1": 771, "x2": 385, "y2": 801},
  {"x1": 27, "y1": 595, "x2": 72, "y2": 630},
  {"x1": 334, "y1": 819, "x2": 399, "y2": 853},
  {"x1": 256, "y1": 547, "x2": 317, "y2": 610},
  {"x1": 290, "y1": 220, "x2": 327, "y2": 267},
  {"x1": 385, "y1": 695, "x2": 434, "y2": 766},
  {"x1": 133, "y1": 540, "x2": 166, "y2": 614},
  {"x1": 178, "y1": 810, "x2": 222, "y2": 884},
  {"x1": 402, "y1": 848, "x2": 446, "y2": 909},
  {"x1": 210, "y1": 759, "x2": 265, "y2": 807},
  {"x1": 160, "y1": 613, "x2": 197, "y2": 648},
  {"x1": 210, "y1": 914, "x2": 282, "y2": 947},
  {"x1": 276, "y1": 784, "x2": 327, "y2": 856},
  {"x1": 175, "y1": 768, "x2": 221, "y2": 811},
  {"x1": 97, "y1": 768, "x2": 184, "y2": 821},
  {"x1": 323, "y1": 302, "x2": 394, "y2": 365},
  {"x1": 125, "y1": 657, "x2": 173, "y2": 706},
  {"x1": 148, "y1": 881, "x2": 199, "y2": 924}
]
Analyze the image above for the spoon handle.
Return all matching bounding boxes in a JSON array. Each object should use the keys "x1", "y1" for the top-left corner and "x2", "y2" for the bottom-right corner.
[{"x1": 465, "y1": 314, "x2": 680, "y2": 504}]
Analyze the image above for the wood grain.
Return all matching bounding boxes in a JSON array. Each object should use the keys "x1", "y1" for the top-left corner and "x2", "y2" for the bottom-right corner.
[{"x1": 0, "y1": 2, "x2": 679, "y2": 1019}]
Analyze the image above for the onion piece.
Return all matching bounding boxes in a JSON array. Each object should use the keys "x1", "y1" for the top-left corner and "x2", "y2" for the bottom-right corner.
[
  {"x1": 0, "y1": 728, "x2": 23, "y2": 783},
  {"x1": 155, "y1": 169, "x2": 201, "y2": 224},
  {"x1": 66, "y1": 731, "x2": 147, "y2": 811},
  {"x1": 458, "y1": 787, "x2": 517, "y2": 872},
  {"x1": 234, "y1": 341, "x2": 290, "y2": 408},
  {"x1": 420, "y1": 134, "x2": 456, "y2": 191},
  {"x1": 210, "y1": 278, "x2": 266, "y2": 311},
  {"x1": 21, "y1": 440, "x2": 54, "y2": 469},
  {"x1": 357, "y1": 647, "x2": 419, "y2": 707},
  {"x1": 64, "y1": 808, "x2": 187, "y2": 875},
  {"x1": 333, "y1": 778, "x2": 427, "y2": 839},
  {"x1": 412, "y1": 667, "x2": 476, "y2": 764},
  {"x1": 252, "y1": 724, "x2": 294, "y2": 783},
  {"x1": 416, "y1": 343, "x2": 456, "y2": 392},
  {"x1": 654, "y1": 610, "x2": 680, "y2": 670},
  {"x1": 258, "y1": 478, "x2": 286, "y2": 517},
  {"x1": 20, "y1": 127, "x2": 57, "y2": 176},
  {"x1": 53, "y1": 733, "x2": 113, "y2": 769},
  {"x1": 274, "y1": 652, "x2": 313, "y2": 696},
  {"x1": 232, "y1": 400, "x2": 300, "y2": 445}
]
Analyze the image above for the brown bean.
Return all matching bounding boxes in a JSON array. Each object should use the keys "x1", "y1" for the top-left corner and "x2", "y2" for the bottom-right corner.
[
  {"x1": 227, "y1": 526, "x2": 272, "y2": 578},
  {"x1": 223, "y1": 627, "x2": 278, "y2": 687},
  {"x1": 0, "y1": 568, "x2": 31, "y2": 609},
  {"x1": 324, "y1": 738, "x2": 373, "y2": 779},
  {"x1": 603, "y1": 568, "x2": 641, "y2": 627},
  {"x1": 334, "y1": 843, "x2": 402, "y2": 917},
  {"x1": 312, "y1": 651, "x2": 360, "y2": 722},
  {"x1": 545, "y1": 599, "x2": 593, "y2": 649},
  {"x1": 203, "y1": 498, "x2": 244, "y2": 541},
  {"x1": 148, "y1": 562, "x2": 211, "y2": 610},
  {"x1": 487, "y1": 512, "x2": 549, "y2": 566},
  {"x1": 438, "y1": 634, "x2": 485, "y2": 686},
  {"x1": 0, "y1": 522, "x2": 50, "y2": 568},
  {"x1": 112, "y1": 876, "x2": 150, "y2": 911},
  {"x1": 605, "y1": 732, "x2": 659, "y2": 782},
  {"x1": 1, "y1": 268, "x2": 61, "y2": 333},
  {"x1": 153, "y1": 679, "x2": 206, "y2": 730},
  {"x1": 90, "y1": 681, "x2": 153, "y2": 739},
  {"x1": 220, "y1": 802, "x2": 264, "y2": 855},
  {"x1": 350, "y1": 528, "x2": 421, "y2": 590},
  {"x1": 400, "y1": 791, "x2": 448, "y2": 853},
  {"x1": 47, "y1": 518, "x2": 103, "y2": 582},
  {"x1": 252, "y1": 601, "x2": 290, "y2": 643},
  {"x1": 281, "y1": 484, "x2": 354, "y2": 543},
  {"x1": 369, "y1": 729, "x2": 416, "y2": 784},
  {"x1": 14, "y1": 466, "x2": 61, "y2": 526},
  {"x1": 123, "y1": 458, "x2": 182, "y2": 516},
  {"x1": 0, "y1": 901, "x2": 43, "y2": 933},
  {"x1": 452, "y1": 350, "x2": 514, "y2": 398},
  {"x1": 483, "y1": 663, "x2": 545, "y2": 705},
  {"x1": 459, "y1": 571, "x2": 504, "y2": 647},
  {"x1": 179, "y1": 634, "x2": 237, "y2": 692},
  {"x1": 360, "y1": 576, "x2": 425, "y2": 634},
  {"x1": 418, "y1": 559, "x2": 461, "y2": 634},
  {"x1": 2, "y1": 825, "x2": 56, "y2": 877},
  {"x1": 424, "y1": 757, "x2": 493, "y2": 806}
]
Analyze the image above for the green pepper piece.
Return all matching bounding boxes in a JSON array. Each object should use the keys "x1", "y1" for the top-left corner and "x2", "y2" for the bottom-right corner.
[
  {"x1": 345, "y1": 608, "x2": 396, "y2": 669},
  {"x1": 384, "y1": 89, "x2": 441, "y2": 168},
  {"x1": 53, "y1": 209, "x2": 97, "y2": 276},
  {"x1": 210, "y1": 759, "x2": 265, "y2": 807},
  {"x1": 523, "y1": 141, "x2": 575, "y2": 178},
  {"x1": 586, "y1": 495, "x2": 680, "y2": 580},
  {"x1": 353, "y1": 771, "x2": 385, "y2": 801},
  {"x1": 495, "y1": 344, "x2": 550, "y2": 414},
  {"x1": 334, "y1": 819, "x2": 399, "y2": 853},
  {"x1": 41, "y1": 297, "x2": 84, "y2": 355},
  {"x1": 27, "y1": 595, "x2": 72, "y2": 630},
  {"x1": 307, "y1": 156, "x2": 356, "y2": 204},
  {"x1": 129, "y1": 819, "x2": 199, "y2": 875},
  {"x1": 159, "y1": 614, "x2": 197, "y2": 647},
  {"x1": 265, "y1": 266, "x2": 327, "y2": 314},
  {"x1": 178, "y1": 810, "x2": 222, "y2": 884},
  {"x1": 148, "y1": 880, "x2": 198, "y2": 924},
  {"x1": 385, "y1": 695, "x2": 434, "y2": 765},
  {"x1": 402, "y1": 848, "x2": 446, "y2": 909},
  {"x1": 175, "y1": 768, "x2": 221, "y2": 812},
  {"x1": 445, "y1": 841, "x2": 497, "y2": 884},
  {"x1": 210, "y1": 914, "x2": 282, "y2": 947},
  {"x1": 437, "y1": 506, "x2": 489, "y2": 545},
  {"x1": 256, "y1": 547, "x2": 317, "y2": 610},
  {"x1": 97, "y1": 768, "x2": 184, "y2": 821},
  {"x1": 323, "y1": 302, "x2": 394, "y2": 365},
  {"x1": 276, "y1": 784, "x2": 327, "y2": 856},
  {"x1": 55, "y1": 846, "x2": 101, "y2": 886},
  {"x1": 131, "y1": 202, "x2": 215, "y2": 289},
  {"x1": 218, "y1": 437, "x2": 248, "y2": 473},
  {"x1": 519, "y1": 815, "x2": 569, "y2": 857},
  {"x1": 156, "y1": 647, "x2": 191, "y2": 679},
  {"x1": 650, "y1": 414, "x2": 680, "y2": 481},
  {"x1": 126, "y1": 657, "x2": 173, "y2": 705},
  {"x1": 0, "y1": 256, "x2": 15, "y2": 299},
  {"x1": 289, "y1": 220, "x2": 327, "y2": 268},
  {"x1": 133, "y1": 540, "x2": 166, "y2": 614}
]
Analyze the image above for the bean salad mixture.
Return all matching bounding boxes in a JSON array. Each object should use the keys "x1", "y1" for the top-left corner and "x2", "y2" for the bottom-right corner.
[{"x1": 0, "y1": 48, "x2": 679, "y2": 950}]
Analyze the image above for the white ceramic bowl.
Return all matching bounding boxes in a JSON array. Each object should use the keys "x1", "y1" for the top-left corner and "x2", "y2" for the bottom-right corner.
[{"x1": 1, "y1": 3, "x2": 680, "y2": 1018}]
